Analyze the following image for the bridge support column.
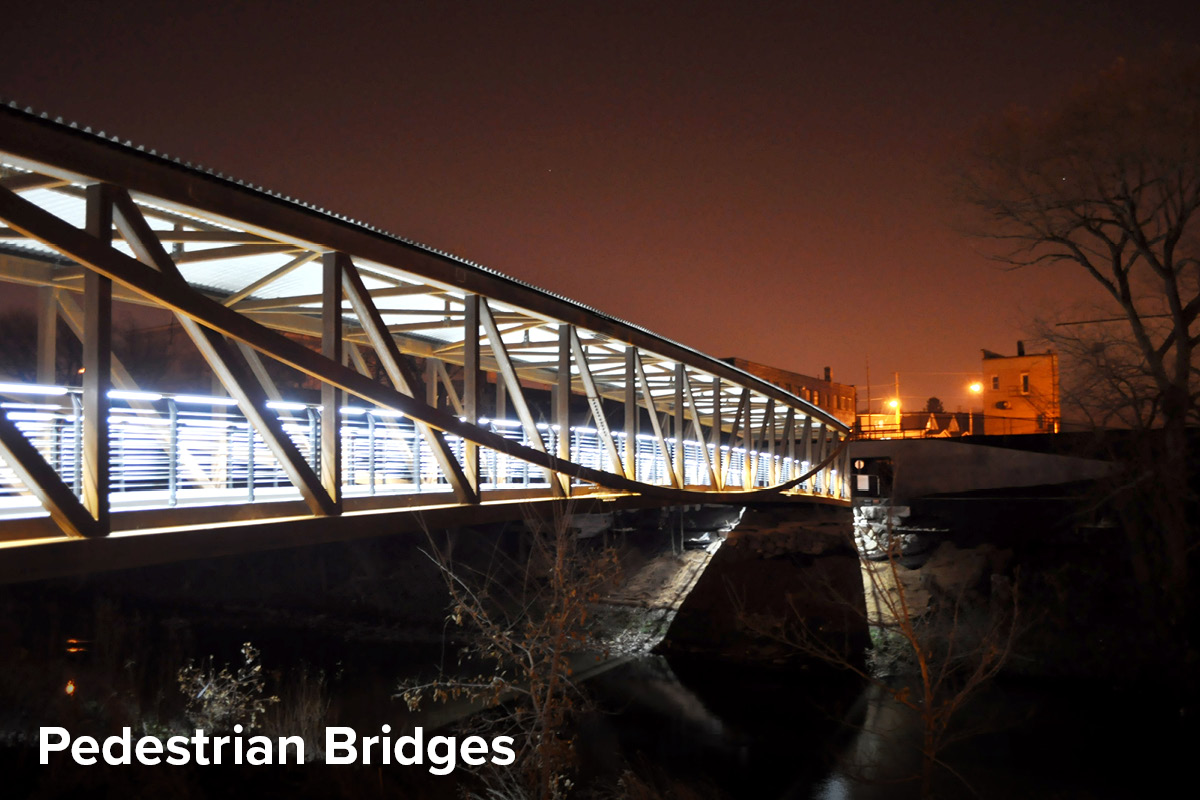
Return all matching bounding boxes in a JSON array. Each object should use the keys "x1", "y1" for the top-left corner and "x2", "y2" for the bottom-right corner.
[{"x1": 659, "y1": 505, "x2": 867, "y2": 666}]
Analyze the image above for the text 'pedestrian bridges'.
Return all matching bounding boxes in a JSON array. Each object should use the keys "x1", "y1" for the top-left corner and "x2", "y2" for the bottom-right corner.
[{"x1": 0, "y1": 103, "x2": 849, "y2": 582}]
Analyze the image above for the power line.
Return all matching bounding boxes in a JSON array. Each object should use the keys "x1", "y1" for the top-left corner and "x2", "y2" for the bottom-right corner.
[{"x1": 1056, "y1": 314, "x2": 1170, "y2": 326}]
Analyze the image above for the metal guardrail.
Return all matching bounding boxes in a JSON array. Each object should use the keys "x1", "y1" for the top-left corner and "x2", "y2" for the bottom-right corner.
[{"x1": 0, "y1": 382, "x2": 838, "y2": 518}]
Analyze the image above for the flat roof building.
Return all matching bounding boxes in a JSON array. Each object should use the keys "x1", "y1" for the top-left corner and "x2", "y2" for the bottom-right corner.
[{"x1": 980, "y1": 342, "x2": 1060, "y2": 435}]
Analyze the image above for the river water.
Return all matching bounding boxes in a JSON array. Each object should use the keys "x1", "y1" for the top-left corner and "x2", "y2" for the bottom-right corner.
[
  {"x1": 585, "y1": 654, "x2": 1189, "y2": 799},
  {"x1": 1, "y1": 530, "x2": 1193, "y2": 799}
]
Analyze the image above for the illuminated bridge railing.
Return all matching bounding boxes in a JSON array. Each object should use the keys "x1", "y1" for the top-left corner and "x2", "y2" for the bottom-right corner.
[{"x1": 0, "y1": 383, "x2": 842, "y2": 520}]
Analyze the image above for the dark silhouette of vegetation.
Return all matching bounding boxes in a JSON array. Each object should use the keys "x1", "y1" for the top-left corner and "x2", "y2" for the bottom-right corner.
[
  {"x1": 924, "y1": 397, "x2": 944, "y2": 414},
  {"x1": 733, "y1": 526, "x2": 1020, "y2": 797},
  {"x1": 955, "y1": 46, "x2": 1199, "y2": 647},
  {"x1": 0, "y1": 310, "x2": 80, "y2": 383},
  {"x1": 396, "y1": 510, "x2": 622, "y2": 799}
]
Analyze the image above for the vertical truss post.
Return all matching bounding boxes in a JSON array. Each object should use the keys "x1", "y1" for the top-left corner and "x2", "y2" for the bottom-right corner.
[
  {"x1": 321, "y1": 252, "x2": 343, "y2": 512},
  {"x1": 556, "y1": 327, "x2": 570, "y2": 459},
  {"x1": 674, "y1": 363, "x2": 685, "y2": 487},
  {"x1": 769, "y1": 402, "x2": 778, "y2": 485},
  {"x1": 624, "y1": 347, "x2": 637, "y2": 481},
  {"x1": 556, "y1": 325, "x2": 571, "y2": 494},
  {"x1": 801, "y1": 415, "x2": 813, "y2": 493},
  {"x1": 82, "y1": 183, "x2": 112, "y2": 533},
  {"x1": 710, "y1": 378, "x2": 723, "y2": 489},
  {"x1": 425, "y1": 358, "x2": 438, "y2": 410},
  {"x1": 739, "y1": 393, "x2": 748, "y2": 489},
  {"x1": 783, "y1": 408, "x2": 796, "y2": 484},
  {"x1": 462, "y1": 294, "x2": 481, "y2": 494},
  {"x1": 36, "y1": 285, "x2": 57, "y2": 385},
  {"x1": 839, "y1": 440, "x2": 851, "y2": 499}
]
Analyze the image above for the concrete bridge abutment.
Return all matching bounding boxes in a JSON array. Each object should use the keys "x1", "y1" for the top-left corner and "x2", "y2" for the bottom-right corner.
[{"x1": 658, "y1": 505, "x2": 869, "y2": 665}]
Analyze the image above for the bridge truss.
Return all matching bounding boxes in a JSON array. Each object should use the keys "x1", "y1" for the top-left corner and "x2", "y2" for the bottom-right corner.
[{"x1": 0, "y1": 104, "x2": 849, "y2": 579}]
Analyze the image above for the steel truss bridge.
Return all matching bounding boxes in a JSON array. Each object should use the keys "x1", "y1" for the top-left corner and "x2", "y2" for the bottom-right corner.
[{"x1": 0, "y1": 103, "x2": 850, "y2": 582}]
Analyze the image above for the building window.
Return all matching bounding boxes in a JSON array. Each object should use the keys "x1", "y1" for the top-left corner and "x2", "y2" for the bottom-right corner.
[
  {"x1": 990, "y1": 375, "x2": 1000, "y2": 390},
  {"x1": 1021, "y1": 373, "x2": 1030, "y2": 394}
]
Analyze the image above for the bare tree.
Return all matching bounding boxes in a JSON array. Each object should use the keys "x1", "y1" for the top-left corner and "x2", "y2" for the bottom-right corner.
[
  {"x1": 1031, "y1": 315, "x2": 1164, "y2": 431},
  {"x1": 954, "y1": 46, "x2": 1200, "y2": 623}
]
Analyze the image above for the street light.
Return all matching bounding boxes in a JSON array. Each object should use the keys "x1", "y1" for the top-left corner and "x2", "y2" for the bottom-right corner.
[{"x1": 967, "y1": 381, "x2": 983, "y2": 434}]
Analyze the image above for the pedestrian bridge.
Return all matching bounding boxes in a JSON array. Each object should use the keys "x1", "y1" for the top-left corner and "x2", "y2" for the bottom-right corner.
[{"x1": 0, "y1": 103, "x2": 849, "y2": 582}]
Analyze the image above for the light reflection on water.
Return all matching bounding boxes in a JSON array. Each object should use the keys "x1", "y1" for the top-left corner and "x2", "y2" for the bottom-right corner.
[{"x1": 592, "y1": 657, "x2": 1187, "y2": 800}]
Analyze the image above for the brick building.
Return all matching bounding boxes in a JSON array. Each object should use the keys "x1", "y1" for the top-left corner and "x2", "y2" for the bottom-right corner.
[
  {"x1": 980, "y1": 342, "x2": 1060, "y2": 434},
  {"x1": 723, "y1": 357, "x2": 856, "y2": 426}
]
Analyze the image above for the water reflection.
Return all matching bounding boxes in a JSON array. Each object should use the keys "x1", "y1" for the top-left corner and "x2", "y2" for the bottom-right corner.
[
  {"x1": 810, "y1": 683, "x2": 922, "y2": 800},
  {"x1": 587, "y1": 657, "x2": 1189, "y2": 800}
]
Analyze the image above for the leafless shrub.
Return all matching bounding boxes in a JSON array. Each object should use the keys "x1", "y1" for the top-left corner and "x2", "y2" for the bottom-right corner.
[
  {"x1": 396, "y1": 507, "x2": 622, "y2": 799},
  {"x1": 734, "y1": 525, "x2": 1020, "y2": 798},
  {"x1": 176, "y1": 642, "x2": 279, "y2": 732}
]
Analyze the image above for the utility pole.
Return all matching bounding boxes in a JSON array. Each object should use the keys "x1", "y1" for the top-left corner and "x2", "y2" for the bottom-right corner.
[
  {"x1": 865, "y1": 355, "x2": 871, "y2": 434},
  {"x1": 894, "y1": 371, "x2": 901, "y2": 428}
]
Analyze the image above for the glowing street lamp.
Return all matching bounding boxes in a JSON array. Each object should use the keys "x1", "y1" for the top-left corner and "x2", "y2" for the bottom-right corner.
[{"x1": 967, "y1": 381, "x2": 983, "y2": 434}]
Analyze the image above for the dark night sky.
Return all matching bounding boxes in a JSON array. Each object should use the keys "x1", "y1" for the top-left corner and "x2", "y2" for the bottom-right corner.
[{"x1": 2, "y1": 1, "x2": 1197, "y2": 409}]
